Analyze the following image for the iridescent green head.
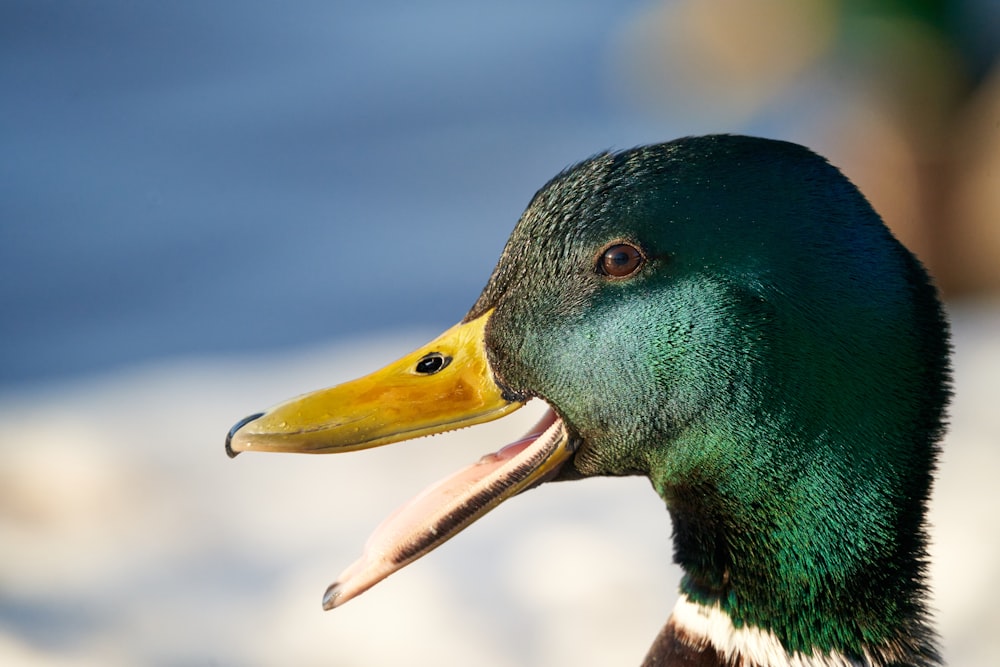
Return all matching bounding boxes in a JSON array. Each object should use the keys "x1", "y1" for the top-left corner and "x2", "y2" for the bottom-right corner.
[{"x1": 471, "y1": 135, "x2": 950, "y2": 659}]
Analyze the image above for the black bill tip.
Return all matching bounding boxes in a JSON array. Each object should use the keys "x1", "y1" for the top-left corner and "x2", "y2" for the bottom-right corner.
[
  {"x1": 226, "y1": 412, "x2": 265, "y2": 459},
  {"x1": 322, "y1": 583, "x2": 341, "y2": 611}
]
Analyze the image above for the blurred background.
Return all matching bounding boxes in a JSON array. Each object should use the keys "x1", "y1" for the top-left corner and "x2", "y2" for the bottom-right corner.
[{"x1": 2, "y1": 1, "x2": 997, "y2": 665}]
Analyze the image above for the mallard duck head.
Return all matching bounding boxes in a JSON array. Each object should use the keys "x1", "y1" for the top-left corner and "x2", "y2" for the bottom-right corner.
[{"x1": 227, "y1": 135, "x2": 950, "y2": 665}]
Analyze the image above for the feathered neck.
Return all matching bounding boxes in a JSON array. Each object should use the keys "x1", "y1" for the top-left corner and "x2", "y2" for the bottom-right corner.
[{"x1": 641, "y1": 595, "x2": 940, "y2": 667}]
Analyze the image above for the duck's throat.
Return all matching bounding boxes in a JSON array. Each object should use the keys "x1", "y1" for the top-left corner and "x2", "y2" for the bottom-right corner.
[
  {"x1": 645, "y1": 595, "x2": 931, "y2": 667},
  {"x1": 659, "y1": 463, "x2": 942, "y2": 665}
]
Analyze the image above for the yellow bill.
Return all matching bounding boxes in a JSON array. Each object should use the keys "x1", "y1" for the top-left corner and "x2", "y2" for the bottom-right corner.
[
  {"x1": 226, "y1": 310, "x2": 522, "y2": 456},
  {"x1": 226, "y1": 308, "x2": 578, "y2": 610}
]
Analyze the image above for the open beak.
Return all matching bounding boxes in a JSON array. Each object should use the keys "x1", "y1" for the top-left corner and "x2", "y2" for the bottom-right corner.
[{"x1": 226, "y1": 309, "x2": 576, "y2": 609}]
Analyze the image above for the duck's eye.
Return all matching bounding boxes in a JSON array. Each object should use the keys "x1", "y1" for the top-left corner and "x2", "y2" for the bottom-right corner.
[
  {"x1": 415, "y1": 352, "x2": 451, "y2": 375},
  {"x1": 598, "y1": 243, "x2": 644, "y2": 278}
]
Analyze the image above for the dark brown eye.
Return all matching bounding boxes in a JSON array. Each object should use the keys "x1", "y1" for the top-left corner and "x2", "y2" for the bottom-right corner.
[{"x1": 598, "y1": 243, "x2": 644, "y2": 278}]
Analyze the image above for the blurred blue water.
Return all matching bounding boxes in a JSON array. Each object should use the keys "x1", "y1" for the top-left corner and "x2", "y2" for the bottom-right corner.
[{"x1": 2, "y1": 0, "x2": 701, "y2": 387}]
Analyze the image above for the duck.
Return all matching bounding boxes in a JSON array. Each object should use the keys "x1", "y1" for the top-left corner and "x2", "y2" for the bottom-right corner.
[{"x1": 226, "y1": 135, "x2": 951, "y2": 666}]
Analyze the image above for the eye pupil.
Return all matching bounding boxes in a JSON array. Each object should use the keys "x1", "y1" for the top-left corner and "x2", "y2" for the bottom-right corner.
[
  {"x1": 599, "y1": 243, "x2": 643, "y2": 278},
  {"x1": 609, "y1": 250, "x2": 630, "y2": 266},
  {"x1": 415, "y1": 352, "x2": 451, "y2": 375}
]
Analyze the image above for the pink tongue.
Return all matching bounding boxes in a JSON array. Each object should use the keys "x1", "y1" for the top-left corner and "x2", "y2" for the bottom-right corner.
[{"x1": 323, "y1": 409, "x2": 561, "y2": 609}]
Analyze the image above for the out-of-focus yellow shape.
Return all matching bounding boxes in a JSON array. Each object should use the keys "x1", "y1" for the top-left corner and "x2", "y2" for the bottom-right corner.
[
  {"x1": 949, "y1": 65, "x2": 1000, "y2": 294},
  {"x1": 609, "y1": 0, "x2": 837, "y2": 121}
]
